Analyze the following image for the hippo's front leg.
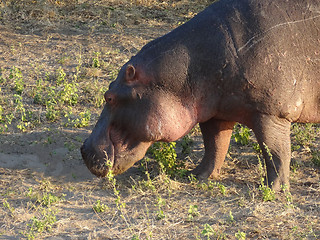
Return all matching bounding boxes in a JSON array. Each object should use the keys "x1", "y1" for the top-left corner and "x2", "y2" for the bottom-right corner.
[
  {"x1": 252, "y1": 114, "x2": 291, "y2": 191},
  {"x1": 191, "y1": 118, "x2": 235, "y2": 180}
]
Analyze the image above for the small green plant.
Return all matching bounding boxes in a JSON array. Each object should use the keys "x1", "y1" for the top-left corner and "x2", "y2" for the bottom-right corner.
[
  {"x1": 45, "y1": 86, "x2": 58, "y2": 105},
  {"x1": 257, "y1": 154, "x2": 275, "y2": 202},
  {"x1": 58, "y1": 54, "x2": 71, "y2": 65},
  {"x1": 131, "y1": 235, "x2": 140, "y2": 240},
  {"x1": 233, "y1": 124, "x2": 251, "y2": 145},
  {"x1": 253, "y1": 142, "x2": 262, "y2": 154},
  {"x1": 73, "y1": 110, "x2": 91, "y2": 127},
  {"x1": 10, "y1": 66, "x2": 24, "y2": 94},
  {"x1": 26, "y1": 188, "x2": 64, "y2": 207},
  {"x1": 26, "y1": 208, "x2": 57, "y2": 240},
  {"x1": 45, "y1": 103, "x2": 60, "y2": 122},
  {"x1": 56, "y1": 67, "x2": 66, "y2": 85},
  {"x1": 290, "y1": 159, "x2": 300, "y2": 173},
  {"x1": 292, "y1": 123, "x2": 316, "y2": 148},
  {"x1": 149, "y1": 142, "x2": 184, "y2": 177},
  {"x1": 41, "y1": 192, "x2": 63, "y2": 207},
  {"x1": 93, "y1": 200, "x2": 108, "y2": 213},
  {"x1": 281, "y1": 184, "x2": 293, "y2": 205},
  {"x1": 155, "y1": 197, "x2": 166, "y2": 220},
  {"x1": 139, "y1": 158, "x2": 157, "y2": 192},
  {"x1": 33, "y1": 78, "x2": 45, "y2": 105},
  {"x1": 217, "y1": 182, "x2": 227, "y2": 196},
  {"x1": 102, "y1": 158, "x2": 137, "y2": 235},
  {"x1": 14, "y1": 94, "x2": 32, "y2": 131},
  {"x1": 181, "y1": 134, "x2": 193, "y2": 155},
  {"x1": 0, "y1": 105, "x2": 4, "y2": 122},
  {"x1": 64, "y1": 109, "x2": 91, "y2": 128},
  {"x1": 44, "y1": 67, "x2": 79, "y2": 107},
  {"x1": 44, "y1": 87, "x2": 60, "y2": 122},
  {"x1": 201, "y1": 224, "x2": 215, "y2": 240},
  {"x1": 311, "y1": 150, "x2": 320, "y2": 167},
  {"x1": 94, "y1": 86, "x2": 107, "y2": 108},
  {"x1": 85, "y1": 80, "x2": 108, "y2": 108},
  {"x1": 3, "y1": 199, "x2": 15, "y2": 215},
  {"x1": 92, "y1": 51, "x2": 101, "y2": 68},
  {"x1": 235, "y1": 230, "x2": 246, "y2": 240},
  {"x1": 227, "y1": 210, "x2": 235, "y2": 224},
  {"x1": 187, "y1": 204, "x2": 200, "y2": 221},
  {"x1": 188, "y1": 173, "x2": 198, "y2": 184},
  {"x1": 259, "y1": 178, "x2": 275, "y2": 202},
  {"x1": 0, "y1": 68, "x2": 6, "y2": 84},
  {"x1": 199, "y1": 181, "x2": 228, "y2": 196},
  {"x1": 104, "y1": 158, "x2": 126, "y2": 209},
  {"x1": 0, "y1": 105, "x2": 7, "y2": 132},
  {"x1": 24, "y1": 186, "x2": 63, "y2": 239},
  {"x1": 59, "y1": 80, "x2": 79, "y2": 106},
  {"x1": 0, "y1": 109, "x2": 14, "y2": 132}
]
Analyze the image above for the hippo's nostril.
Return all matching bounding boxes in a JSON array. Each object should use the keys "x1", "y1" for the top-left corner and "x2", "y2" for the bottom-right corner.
[{"x1": 104, "y1": 92, "x2": 115, "y2": 105}]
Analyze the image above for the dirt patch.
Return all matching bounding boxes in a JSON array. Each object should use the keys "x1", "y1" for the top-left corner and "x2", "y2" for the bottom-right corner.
[
  {"x1": 0, "y1": 1, "x2": 319, "y2": 239},
  {"x1": 0, "y1": 129, "x2": 93, "y2": 181}
]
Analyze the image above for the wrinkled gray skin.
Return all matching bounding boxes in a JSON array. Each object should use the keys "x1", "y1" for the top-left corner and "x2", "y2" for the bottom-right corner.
[{"x1": 81, "y1": 0, "x2": 320, "y2": 191}]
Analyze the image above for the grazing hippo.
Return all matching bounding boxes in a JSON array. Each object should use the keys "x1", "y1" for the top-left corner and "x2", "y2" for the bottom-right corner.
[{"x1": 81, "y1": 0, "x2": 320, "y2": 190}]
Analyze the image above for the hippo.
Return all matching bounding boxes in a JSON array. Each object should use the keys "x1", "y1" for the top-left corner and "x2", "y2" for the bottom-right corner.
[{"x1": 81, "y1": 0, "x2": 320, "y2": 191}]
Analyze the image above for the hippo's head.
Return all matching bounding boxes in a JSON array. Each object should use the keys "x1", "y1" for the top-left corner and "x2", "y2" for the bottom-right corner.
[{"x1": 81, "y1": 61, "x2": 197, "y2": 177}]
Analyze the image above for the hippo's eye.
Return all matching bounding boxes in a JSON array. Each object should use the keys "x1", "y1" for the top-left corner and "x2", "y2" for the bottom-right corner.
[{"x1": 132, "y1": 88, "x2": 142, "y2": 100}]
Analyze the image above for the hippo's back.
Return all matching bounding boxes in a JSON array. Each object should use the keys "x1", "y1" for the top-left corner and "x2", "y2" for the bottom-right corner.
[
  {"x1": 204, "y1": 0, "x2": 320, "y2": 123},
  {"x1": 134, "y1": 0, "x2": 320, "y2": 123}
]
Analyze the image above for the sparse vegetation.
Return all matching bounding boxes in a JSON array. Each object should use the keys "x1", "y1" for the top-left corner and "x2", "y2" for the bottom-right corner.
[
  {"x1": 292, "y1": 123, "x2": 317, "y2": 148},
  {"x1": 257, "y1": 145, "x2": 276, "y2": 201},
  {"x1": 232, "y1": 124, "x2": 251, "y2": 146},
  {"x1": 187, "y1": 204, "x2": 200, "y2": 222},
  {"x1": 149, "y1": 141, "x2": 186, "y2": 177},
  {"x1": 93, "y1": 200, "x2": 109, "y2": 213},
  {"x1": 0, "y1": 0, "x2": 319, "y2": 239},
  {"x1": 312, "y1": 150, "x2": 320, "y2": 167}
]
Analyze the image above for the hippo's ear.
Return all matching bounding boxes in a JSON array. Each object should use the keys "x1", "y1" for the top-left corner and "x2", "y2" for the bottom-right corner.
[
  {"x1": 125, "y1": 64, "x2": 137, "y2": 83},
  {"x1": 125, "y1": 64, "x2": 150, "y2": 85}
]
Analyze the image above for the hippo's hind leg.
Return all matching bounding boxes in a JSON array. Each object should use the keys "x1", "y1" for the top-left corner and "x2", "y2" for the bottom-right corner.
[
  {"x1": 191, "y1": 118, "x2": 235, "y2": 180},
  {"x1": 252, "y1": 114, "x2": 291, "y2": 191}
]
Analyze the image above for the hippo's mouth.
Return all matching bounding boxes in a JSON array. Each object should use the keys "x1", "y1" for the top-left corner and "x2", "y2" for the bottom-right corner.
[
  {"x1": 82, "y1": 123, "x2": 152, "y2": 178},
  {"x1": 81, "y1": 131, "x2": 115, "y2": 178}
]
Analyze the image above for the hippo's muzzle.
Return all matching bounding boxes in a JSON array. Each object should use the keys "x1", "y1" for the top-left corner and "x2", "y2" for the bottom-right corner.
[{"x1": 80, "y1": 137, "x2": 115, "y2": 177}]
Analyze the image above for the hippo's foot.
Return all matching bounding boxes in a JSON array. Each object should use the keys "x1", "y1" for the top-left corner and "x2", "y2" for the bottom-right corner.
[
  {"x1": 264, "y1": 175, "x2": 290, "y2": 192},
  {"x1": 189, "y1": 119, "x2": 234, "y2": 181},
  {"x1": 252, "y1": 114, "x2": 292, "y2": 192},
  {"x1": 189, "y1": 165, "x2": 221, "y2": 181}
]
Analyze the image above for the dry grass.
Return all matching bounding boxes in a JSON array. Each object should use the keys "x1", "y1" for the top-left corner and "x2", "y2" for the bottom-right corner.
[{"x1": 0, "y1": 1, "x2": 319, "y2": 239}]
